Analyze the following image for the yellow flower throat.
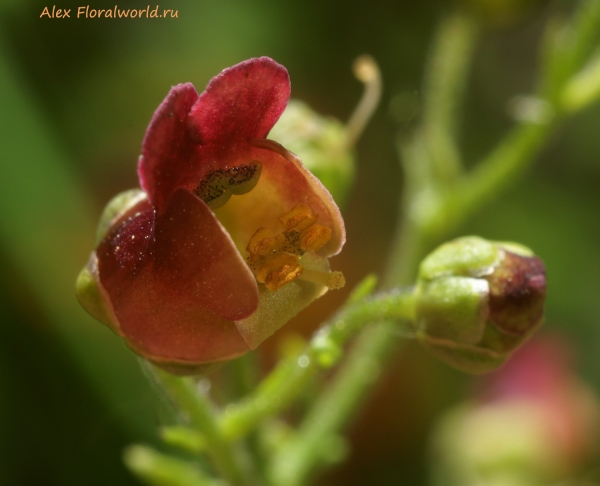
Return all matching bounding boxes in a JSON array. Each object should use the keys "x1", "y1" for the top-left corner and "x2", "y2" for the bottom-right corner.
[{"x1": 196, "y1": 161, "x2": 344, "y2": 292}]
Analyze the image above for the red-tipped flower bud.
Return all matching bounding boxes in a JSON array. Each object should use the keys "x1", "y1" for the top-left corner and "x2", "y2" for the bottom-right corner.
[{"x1": 415, "y1": 236, "x2": 546, "y2": 373}]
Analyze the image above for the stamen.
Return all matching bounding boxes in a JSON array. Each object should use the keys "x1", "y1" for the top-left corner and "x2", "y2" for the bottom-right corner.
[
  {"x1": 245, "y1": 204, "x2": 344, "y2": 291},
  {"x1": 278, "y1": 203, "x2": 318, "y2": 232},
  {"x1": 195, "y1": 162, "x2": 262, "y2": 209},
  {"x1": 254, "y1": 253, "x2": 303, "y2": 291},
  {"x1": 300, "y1": 225, "x2": 331, "y2": 253},
  {"x1": 345, "y1": 55, "x2": 382, "y2": 150},
  {"x1": 246, "y1": 227, "x2": 277, "y2": 258},
  {"x1": 299, "y1": 269, "x2": 346, "y2": 290}
]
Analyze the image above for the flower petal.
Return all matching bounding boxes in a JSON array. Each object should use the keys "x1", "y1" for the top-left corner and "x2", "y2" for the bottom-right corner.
[
  {"x1": 108, "y1": 265, "x2": 249, "y2": 364},
  {"x1": 138, "y1": 83, "x2": 199, "y2": 212},
  {"x1": 138, "y1": 58, "x2": 290, "y2": 213},
  {"x1": 189, "y1": 57, "x2": 290, "y2": 153},
  {"x1": 96, "y1": 188, "x2": 259, "y2": 364},
  {"x1": 214, "y1": 141, "x2": 345, "y2": 257},
  {"x1": 153, "y1": 188, "x2": 259, "y2": 321}
]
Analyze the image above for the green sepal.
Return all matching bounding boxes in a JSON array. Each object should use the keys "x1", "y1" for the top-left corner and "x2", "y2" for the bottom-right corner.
[
  {"x1": 419, "y1": 236, "x2": 501, "y2": 280},
  {"x1": 75, "y1": 254, "x2": 120, "y2": 334},
  {"x1": 415, "y1": 276, "x2": 489, "y2": 346}
]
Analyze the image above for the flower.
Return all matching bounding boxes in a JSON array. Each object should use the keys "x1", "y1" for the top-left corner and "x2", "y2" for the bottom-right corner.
[
  {"x1": 414, "y1": 236, "x2": 546, "y2": 373},
  {"x1": 76, "y1": 57, "x2": 346, "y2": 375},
  {"x1": 430, "y1": 336, "x2": 600, "y2": 485}
]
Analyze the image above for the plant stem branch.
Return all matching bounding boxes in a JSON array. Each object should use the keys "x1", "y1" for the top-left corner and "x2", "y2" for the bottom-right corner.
[
  {"x1": 219, "y1": 290, "x2": 415, "y2": 441},
  {"x1": 124, "y1": 445, "x2": 221, "y2": 486},
  {"x1": 270, "y1": 320, "x2": 400, "y2": 486},
  {"x1": 154, "y1": 370, "x2": 248, "y2": 485},
  {"x1": 422, "y1": 10, "x2": 478, "y2": 182},
  {"x1": 275, "y1": 10, "x2": 479, "y2": 486}
]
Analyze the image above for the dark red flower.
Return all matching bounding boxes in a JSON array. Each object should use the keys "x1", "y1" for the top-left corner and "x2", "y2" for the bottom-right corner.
[{"x1": 77, "y1": 58, "x2": 345, "y2": 374}]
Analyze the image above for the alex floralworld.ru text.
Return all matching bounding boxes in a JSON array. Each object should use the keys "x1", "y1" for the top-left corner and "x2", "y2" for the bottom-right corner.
[{"x1": 40, "y1": 5, "x2": 178, "y2": 18}]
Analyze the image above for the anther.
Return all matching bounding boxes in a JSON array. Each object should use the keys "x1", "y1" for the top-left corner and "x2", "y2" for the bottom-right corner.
[
  {"x1": 195, "y1": 161, "x2": 262, "y2": 209},
  {"x1": 245, "y1": 204, "x2": 343, "y2": 292},
  {"x1": 300, "y1": 225, "x2": 331, "y2": 253},
  {"x1": 255, "y1": 253, "x2": 303, "y2": 291},
  {"x1": 278, "y1": 203, "x2": 318, "y2": 232},
  {"x1": 246, "y1": 227, "x2": 277, "y2": 258}
]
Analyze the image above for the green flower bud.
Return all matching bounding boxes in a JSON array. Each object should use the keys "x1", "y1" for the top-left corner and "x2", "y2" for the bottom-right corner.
[
  {"x1": 415, "y1": 236, "x2": 546, "y2": 373},
  {"x1": 269, "y1": 100, "x2": 355, "y2": 207},
  {"x1": 269, "y1": 56, "x2": 381, "y2": 208}
]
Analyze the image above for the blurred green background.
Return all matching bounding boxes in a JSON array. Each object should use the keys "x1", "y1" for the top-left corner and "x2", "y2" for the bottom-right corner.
[{"x1": 1, "y1": 0, "x2": 599, "y2": 484}]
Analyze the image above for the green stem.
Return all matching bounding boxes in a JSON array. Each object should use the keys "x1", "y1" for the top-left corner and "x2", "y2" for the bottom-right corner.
[
  {"x1": 425, "y1": 119, "x2": 555, "y2": 240},
  {"x1": 154, "y1": 369, "x2": 248, "y2": 485},
  {"x1": 270, "y1": 320, "x2": 400, "y2": 486},
  {"x1": 386, "y1": 11, "x2": 479, "y2": 287},
  {"x1": 422, "y1": 10, "x2": 478, "y2": 182},
  {"x1": 219, "y1": 290, "x2": 415, "y2": 441},
  {"x1": 124, "y1": 445, "x2": 219, "y2": 486},
  {"x1": 226, "y1": 355, "x2": 269, "y2": 484}
]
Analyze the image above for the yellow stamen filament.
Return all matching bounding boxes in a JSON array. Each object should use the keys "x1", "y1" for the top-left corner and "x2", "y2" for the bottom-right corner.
[
  {"x1": 245, "y1": 204, "x2": 344, "y2": 291},
  {"x1": 345, "y1": 55, "x2": 382, "y2": 150}
]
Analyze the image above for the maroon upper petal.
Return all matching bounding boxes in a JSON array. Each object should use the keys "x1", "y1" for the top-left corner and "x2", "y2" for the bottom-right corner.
[
  {"x1": 138, "y1": 83, "x2": 199, "y2": 212},
  {"x1": 189, "y1": 57, "x2": 290, "y2": 154},
  {"x1": 138, "y1": 58, "x2": 290, "y2": 213}
]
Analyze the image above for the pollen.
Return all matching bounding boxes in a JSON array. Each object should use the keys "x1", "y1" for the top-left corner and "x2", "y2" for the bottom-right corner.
[
  {"x1": 195, "y1": 161, "x2": 262, "y2": 209},
  {"x1": 245, "y1": 204, "x2": 344, "y2": 291}
]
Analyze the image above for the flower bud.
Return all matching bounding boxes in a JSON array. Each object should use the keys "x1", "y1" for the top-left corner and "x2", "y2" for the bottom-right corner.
[
  {"x1": 269, "y1": 100, "x2": 355, "y2": 207},
  {"x1": 415, "y1": 236, "x2": 546, "y2": 373}
]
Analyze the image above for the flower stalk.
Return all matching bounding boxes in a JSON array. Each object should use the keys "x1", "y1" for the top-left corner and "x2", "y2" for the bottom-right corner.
[
  {"x1": 153, "y1": 369, "x2": 249, "y2": 485},
  {"x1": 124, "y1": 445, "x2": 221, "y2": 486},
  {"x1": 219, "y1": 283, "x2": 416, "y2": 441}
]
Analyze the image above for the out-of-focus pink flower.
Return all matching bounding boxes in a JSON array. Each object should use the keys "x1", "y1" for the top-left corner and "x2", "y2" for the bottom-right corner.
[
  {"x1": 77, "y1": 58, "x2": 345, "y2": 374},
  {"x1": 431, "y1": 335, "x2": 600, "y2": 485},
  {"x1": 478, "y1": 335, "x2": 600, "y2": 472}
]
